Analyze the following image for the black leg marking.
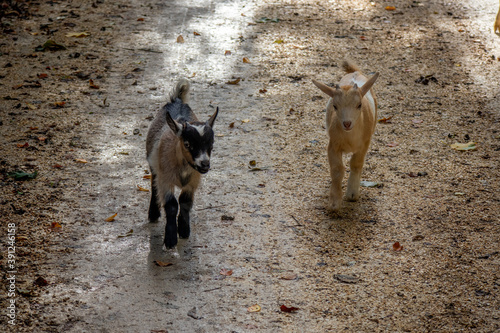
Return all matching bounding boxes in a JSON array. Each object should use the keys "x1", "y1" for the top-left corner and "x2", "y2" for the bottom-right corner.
[
  {"x1": 178, "y1": 191, "x2": 193, "y2": 239},
  {"x1": 148, "y1": 173, "x2": 161, "y2": 223},
  {"x1": 164, "y1": 194, "x2": 178, "y2": 248}
]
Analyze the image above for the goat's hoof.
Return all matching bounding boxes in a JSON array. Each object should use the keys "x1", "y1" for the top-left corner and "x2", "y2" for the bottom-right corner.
[
  {"x1": 164, "y1": 236, "x2": 178, "y2": 249},
  {"x1": 327, "y1": 201, "x2": 342, "y2": 212},
  {"x1": 178, "y1": 228, "x2": 190, "y2": 239},
  {"x1": 345, "y1": 194, "x2": 359, "y2": 202}
]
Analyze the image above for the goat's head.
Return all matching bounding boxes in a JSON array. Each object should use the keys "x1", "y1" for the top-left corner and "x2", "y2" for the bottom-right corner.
[
  {"x1": 166, "y1": 107, "x2": 219, "y2": 174},
  {"x1": 313, "y1": 73, "x2": 379, "y2": 131}
]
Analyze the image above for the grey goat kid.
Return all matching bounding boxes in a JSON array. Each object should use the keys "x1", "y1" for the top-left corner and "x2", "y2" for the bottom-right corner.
[{"x1": 146, "y1": 79, "x2": 218, "y2": 248}]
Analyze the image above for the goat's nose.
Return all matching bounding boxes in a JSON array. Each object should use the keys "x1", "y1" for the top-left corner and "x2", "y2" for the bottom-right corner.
[
  {"x1": 343, "y1": 121, "x2": 352, "y2": 129},
  {"x1": 201, "y1": 160, "x2": 210, "y2": 169}
]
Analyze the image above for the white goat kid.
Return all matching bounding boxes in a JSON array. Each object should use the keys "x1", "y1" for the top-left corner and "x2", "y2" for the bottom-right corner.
[
  {"x1": 312, "y1": 61, "x2": 379, "y2": 212},
  {"x1": 146, "y1": 79, "x2": 218, "y2": 248}
]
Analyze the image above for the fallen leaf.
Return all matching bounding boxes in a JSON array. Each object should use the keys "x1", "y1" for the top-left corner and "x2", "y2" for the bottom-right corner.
[
  {"x1": 280, "y1": 305, "x2": 299, "y2": 313},
  {"x1": 259, "y1": 89, "x2": 267, "y2": 93},
  {"x1": 247, "y1": 304, "x2": 261, "y2": 313},
  {"x1": 220, "y1": 268, "x2": 233, "y2": 276},
  {"x1": 89, "y1": 79, "x2": 99, "y2": 89},
  {"x1": 33, "y1": 276, "x2": 48, "y2": 287},
  {"x1": 29, "y1": 127, "x2": 39, "y2": 130},
  {"x1": 154, "y1": 260, "x2": 173, "y2": 267},
  {"x1": 378, "y1": 116, "x2": 392, "y2": 123},
  {"x1": 137, "y1": 18, "x2": 144, "y2": 21},
  {"x1": 387, "y1": 142, "x2": 399, "y2": 147},
  {"x1": 26, "y1": 103, "x2": 38, "y2": 110},
  {"x1": 53, "y1": 164, "x2": 64, "y2": 169},
  {"x1": 143, "y1": 174, "x2": 152, "y2": 179},
  {"x1": 334, "y1": 274, "x2": 359, "y2": 284},
  {"x1": 38, "y1": 136, "x2": 47, "y2": 142},
  {"x1": 36, "y1": 40, "x2": 66, "y2": 51},
  {"x1": 176, "y1": 35, "x2": 184, "y2": 43},
  {"x1": 385, "y1": 6, "x2": 396, "y2": 11},
  {"x1": 225, "y1": 50, "x2": 232, "y2": 56},
  {"x1": 450, "y1": 142, "x2": 476, "y2": 151},
  {"x1": 226, "y1": 78, "x2": 240, "y2": 85},
  {"x1": 8, "y1": 171, "x2": 37, "y2": 180},
  {"x1": 412, "y1": 235, "x2": 425, "y2": 241},
  {"x1": 17, "y1": 142, "x2": 29, "y2": 148},
  {"x1": 75, "y1": 158, "x2": 88, "y2": 163},
  {"x1": 274, "y1": 39, "x2": 284, "y2": 44},
  {"x1": 360, "y1": 181, "x2": 382, "y2": 188},
  {"x1": 280, "y1": 273, "x2": 298, "y2": 280},
  {"x1": 65, "y1": 31, "x2": 90, "y2": 37},
  {"x1": 50, "y1": 222, "x2": 62, "y2": 230},
  {"x1": 249, "y1": 160, "x2": 257, "y2": 166},
  {"x1": 53, "y1": 101, "x2": 65, "y2": 108},
  {"x1": 105, "y1": 213, "x2": 118, "y2": 222},
  {"x1": 37, "y1": 73, "x2": 48, "y2": 79},
  {"x1": 242, "y1": 119, "x2": 250, "y2": 123},
  {"x1": 393, "y1": 241, "x2": 403, "y2": 251},
  {"x1": 193, "y1": 31, "x2": 201, "y2": 36},
  {"x1": 137, "y1": 185, "x2": 150, "y2": 192},
  {"x1": 229, "y1": 122, "x2": 235, "y2": 128},
  {"x1": 243, "y1": 57, "x2": 251, "y2": 63},
  {"x1": 117, "y1": 229, "x2": 133, "y2": 238}
]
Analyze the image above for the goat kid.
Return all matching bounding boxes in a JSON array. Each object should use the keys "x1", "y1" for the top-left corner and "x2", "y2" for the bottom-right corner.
[
  {"x1": 146, "y1": 79, "x2": 218, "y2": 248},
  {"x1": 312, "y1": 61, "x2": 379, "y2": 212},
  {"x1": 495, "y1": 0, "x2": 500, "y2": 33}
]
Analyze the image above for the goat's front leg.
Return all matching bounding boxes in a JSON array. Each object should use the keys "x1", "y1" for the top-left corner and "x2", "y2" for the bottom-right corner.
[
  {"x1": 178, "y1": 191, "x2": 193, "y2": 239},
  {"x1": 164, "y1": 193, "x2": 178, "y2": 248},
  {"x1": 345, "y1": 148, "x2": 368, "y2": 202},
  {"x1": 327, "y1": 145, "x2": 344, "y2": 212},
  {"x1": 148, "y1": 172, "x2": 161, "y2": 223}
]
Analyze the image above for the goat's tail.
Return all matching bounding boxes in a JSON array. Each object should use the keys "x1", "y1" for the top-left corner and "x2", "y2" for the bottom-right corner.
[
  {"x1": 169, "y1": 78, "x2": 190, "y2": 103},
  {"x1": 342, "y1": 60, "x2": 361, "y2": 74}
]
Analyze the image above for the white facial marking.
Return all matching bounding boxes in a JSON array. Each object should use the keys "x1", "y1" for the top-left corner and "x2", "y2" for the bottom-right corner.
[
  {"x1": 194, "y1": 152, "x2": 209, "y2": 166},
  {"x1": 191, "y1": 124, "x2": 206, "y2": 137}
]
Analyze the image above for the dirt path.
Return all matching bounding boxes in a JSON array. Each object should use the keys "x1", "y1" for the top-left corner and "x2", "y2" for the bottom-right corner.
[{"x1": 1, "y1": 0, "x2": 499, "y2": 332}]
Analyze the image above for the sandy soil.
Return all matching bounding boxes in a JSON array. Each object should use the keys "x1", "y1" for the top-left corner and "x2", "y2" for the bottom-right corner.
[{"x1": 1, "y1": 0, "x2": 499, "y2": 332}]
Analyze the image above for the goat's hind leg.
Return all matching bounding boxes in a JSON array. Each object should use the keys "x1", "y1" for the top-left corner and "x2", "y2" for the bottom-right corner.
[
  {"x1": 163, "y1": 193, "x2": 179, "y2": 248},
  {"x1": 148, "y1": 172, "x2": 161, "y2": 222},
  {"x1": 178, "y1": 190, "x2": 193, "y2": 239}
]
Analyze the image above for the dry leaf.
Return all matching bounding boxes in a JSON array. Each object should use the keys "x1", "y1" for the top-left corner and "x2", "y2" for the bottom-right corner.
[
  {"x1": 259, "y1": 89, "x2": 267, "y2": 93},
  {"x1": 33, "y1": 276, "x2": 48, "y2": 287},
  {"x1": 75, "y1": 158, "x2": 88, "y2": 163},
  {"x1": 17, "y1": 142, "x2": 29, "y2": 148},
  {"x1": 280, "y1": 305, "x2": 299, "y2": 313},
  {"x1": 154, "y1": 260, "x2": 173, "y2": 267},
  {"x1": 117, "y1": 229, "x2": 133, "y2": 238},
  {"x1": 280, "y1": 273, "x2": 297, "y2": 280},
  {"x1": 247, "y1": 304, "x2": 261, "y2": 313},
  {"x1": 53, "y1": 101, "x2": 66, "y2": 108},
  {"x1": 38, "y1": 136, "x2": 47, "y2": 142},
  {"x1": 193, "y1": 31, "x2": 201, "y2": 36},
  {"x1": 65, "y1": 31, "x2": 90, "y2": 38},
  {"x1": 143, "y1": 174, "x2": 152, "y2": 179},
  {"x1": 137, "y1": 18, "x2": 144, "y2": 21},
  {"x1": 378, "y1": 116, "x2": 392, "y2": 123},
  {"x1": 137, "y1": 185, "x2": 150, "y2": 192},
  {"x1": 26, "y1": 103, "x2": 38, "y2": 110},
  {"x1": 220, "y1": 268, "x2": 233, "y2": 276},
  {"x1": 450, "y1": 142, "x2": 476, "y2": 151},
  {"x1": 274, "y1": 39, "x2": 284, "y2": 44},
  {"x1": 176, "y1": 35, "x2": 184, "y2": 43},
  {"x1": 242, "y1": 119, "x2": 250, "y2": 123},
  {"x1": 393, "y1": 241, "x2": 403, "y2": 251},
  {"x1": 89, "y1": 79, "x2": 99, "y2": 89},
  {"x1": 50, "y1": 222, "x2": 62, "y2": 230},
  {"x1": 385, "y1": 6, "x2": 396, "y2": 11},
  {"x1": 243, "y1": 57, "x2": 251, "y2": 63},
  {"x1": 37, "y1": 73, "x2": 48, "y2": 79},
  {"x1": 387, "y1": 142, "x2": 399, "y2": 147},
  {"x1": 224, "y1": 50, "x2": 232, "y2": 56},
  {"x1": 105, "y1": 213, "x2": 117, "y2": 222},
  {"x1": 53, "y1": 164, "x2": 64, "y2": 169},
  {"x1": 226, "y1": 78, "x2": 240, "y2": 85}
]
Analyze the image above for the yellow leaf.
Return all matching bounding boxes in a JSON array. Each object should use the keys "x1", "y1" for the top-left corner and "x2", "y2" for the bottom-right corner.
[
  {"x1": 243, "y1": 57, "x2": 251, "y2": 63},
  {"x1": 66, "y1": 31, "x2": 90, "y2": 38},
  {"x1": 105, "y1": 213, "x2": 117, "y2": 222},
  {"x1": 242, "y1": 119, "x2": 250, "y2": 123},
  {"x1": 450, "y1": 142, "x2": 477, "y2": 151},
  {"x1": 247, "y1": 304, "x2": 261, "y2": 313},
  {"x1": 137, "y1": 185, "x2": 150, "y2": 192},
  {"x1": 177, "y1": 35, "x2": 184, "y2": 43},
  {"x1": 75, "y1": 158, "x2": 88, "y2": 163},
  {"x1": 274, "y1": 39, "x2": 284, "y2": 44},
  {"x1": 50, "y1": 222, "x2": 62, "y2": 229},
  {"x1": 26, "y1": 103, "x2": 38, "y2": 110}
]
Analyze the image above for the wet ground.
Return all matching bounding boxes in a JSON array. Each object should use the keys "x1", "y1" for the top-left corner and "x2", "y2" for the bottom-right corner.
[{"x1": 1, "y1": 0, "x2": 499, "y2": 332}]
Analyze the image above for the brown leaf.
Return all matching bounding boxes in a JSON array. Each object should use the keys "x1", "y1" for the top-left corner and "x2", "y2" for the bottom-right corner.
[
  {"x1": 37, "y1": 73, "x2": 48, "y2": 79},
  {"x1": 280, "y1": 305, "x2": 299, "y2": 313},
  {"x1": 385, "y1": 6, "x2": 396, "y2": 11},
  {"x1": 220, "y1": 268, "x2": 233, "y2": 276},
  {"x1": 38, "y1": 136, "x2": 47, "y2": 142},
  {"x1": 393, "y1": 241, "x2": 403, "y2": 251},
  {"x1": 137, "y1": 18, "x2": 144, "y2": 21},
  {"x1": 105, "y1": 213, "x2": 117, "y2": 222},
  {"x1": 243, "y1": 57, "x2": 251, "y2": 63},
  {"x1": 143, "y1": 174, "x2": 152, "y2": 179},
  {"x1": 259, "y1": 89, "x2": 267, "y2": 94},
  {"x1": 137, "y1": 185, "x2": 150, "y2": 192},
  {"x1": 378, "y1": 116, "x2": 392, "y2": 123},
  {"x1": 50, "y1": 222, "x2": 62, "y2": 230},
  {"x1": 53, "y1": 101, "x2": 66, "y2": 108},
  {"x1": 387, "y1": 142, "x2": 399, "y2": 147},
  {"x1": 154, "y1": 260, "x2": 173, "y2": 267},
  {"x1": 89, "y1": 79, "x2": 99, "y2": 89},
  {"x1": 53, "y1": 164, "x2": 64, "y2": 169},
  {"x1": 75, "y1": 158, "x2": 88, "y2": 163},
  {"x1": 177, "y1": 35, "x2": 184, "y2": 43},
  {"x1": 17, "y1": 142, "x2": 29, "y2": 148},
  {"x1": 226, "y1": 78, "x2": 240, "y2": 85},
  {"x1": 224, "y1": 50, "x2": 231, "y2": 56},
  {"x1": 33, "y1": 276, "x2": 48, "y2": 287},
  {"x1": 193, "y1": 31, "x2": 201, "y2": 36}
]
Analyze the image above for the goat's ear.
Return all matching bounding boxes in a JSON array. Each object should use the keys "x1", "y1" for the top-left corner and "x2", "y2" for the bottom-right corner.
[
  {"x1": 166, "y1": 111, "x2": 183, "y2": 136},
  {"x1": 359, "y1": 72, "x2": 379, "y2": 97},
  {"x1": 207, "y1": 107, "x2": 219, "y2": 128},
  {"x1": 312, "y1": 80, "x2": 337, "y2": 98}
]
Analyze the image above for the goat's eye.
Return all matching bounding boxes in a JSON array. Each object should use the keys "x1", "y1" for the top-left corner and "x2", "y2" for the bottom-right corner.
[
  {"x1": 183, "y1": 141, "x2": 190, "y2": 149},
  {"x1": 357, "y1": 104, "x2": 362, "y2": 109}
]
